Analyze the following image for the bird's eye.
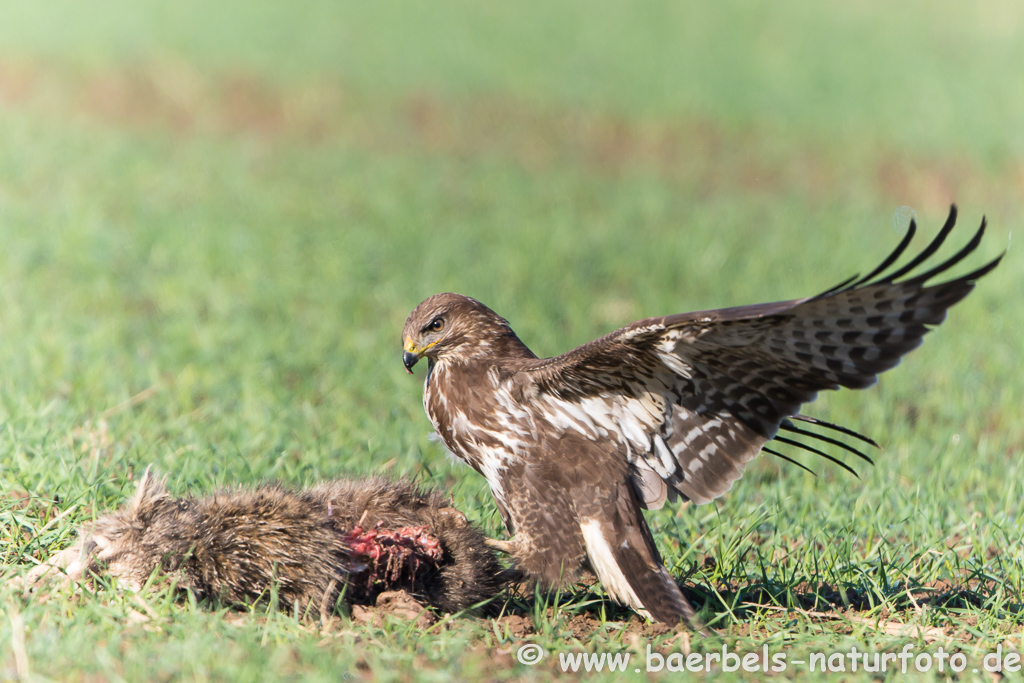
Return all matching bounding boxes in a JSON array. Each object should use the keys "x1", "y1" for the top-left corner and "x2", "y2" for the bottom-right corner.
[{"x1": 429, "y1": 319, "x2": 445, "y2": 332}]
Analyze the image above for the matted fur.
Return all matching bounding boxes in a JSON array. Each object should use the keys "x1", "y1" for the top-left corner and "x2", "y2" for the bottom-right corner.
[{"x1": 22, "y1": 469, "x2": 504, "y2": 615}]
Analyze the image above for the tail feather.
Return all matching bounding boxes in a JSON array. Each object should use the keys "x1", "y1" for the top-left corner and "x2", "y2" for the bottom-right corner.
[
  {"x1": 580, "y1": 518, "x2": 699, "y2": 628},
  {"x1": 623, "y1": 563, "x2": 698, "y2": 627}
]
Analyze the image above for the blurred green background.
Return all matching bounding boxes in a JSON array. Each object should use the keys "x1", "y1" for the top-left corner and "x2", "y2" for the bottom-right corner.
[{"x1": 1, "y1": 1, "x2": 1021, "y2": 680}]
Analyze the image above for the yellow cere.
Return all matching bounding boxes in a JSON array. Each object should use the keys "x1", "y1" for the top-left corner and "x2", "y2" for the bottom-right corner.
[{"x1": 404, "y1": 338, "x2": 440, "y2": 355}]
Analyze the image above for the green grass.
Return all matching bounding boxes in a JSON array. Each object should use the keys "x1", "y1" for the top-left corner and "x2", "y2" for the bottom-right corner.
[{"x1": 1, "y1": 1, "x2": 1022, "y2": 680}]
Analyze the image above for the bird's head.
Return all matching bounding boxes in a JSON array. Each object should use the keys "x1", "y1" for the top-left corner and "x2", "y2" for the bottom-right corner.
[{"x1": 401, "y1": 293, "x2": 516, "y2": 374}]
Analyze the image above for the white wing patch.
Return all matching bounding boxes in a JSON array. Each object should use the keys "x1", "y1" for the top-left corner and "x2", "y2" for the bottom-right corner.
[
  {"x1": 539, "y1": 393, "x2": 665, "y2": 453},
  {"x1": 651, "y1": 436, "x2": 676, "y2": 479}
]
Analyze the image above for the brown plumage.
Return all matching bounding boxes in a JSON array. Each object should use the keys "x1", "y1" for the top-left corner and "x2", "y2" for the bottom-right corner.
[
  {"x1": 22, "y1": 469, "x2": 505, "y2": 615},
  {"x1": 400, "y1": 206, "x2": 1001, "y2": 626}
]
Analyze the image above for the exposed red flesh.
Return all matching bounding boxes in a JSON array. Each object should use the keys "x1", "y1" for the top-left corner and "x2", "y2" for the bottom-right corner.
[{"x1": 343, "y1": 524, "x2": 444, "y2": 587}]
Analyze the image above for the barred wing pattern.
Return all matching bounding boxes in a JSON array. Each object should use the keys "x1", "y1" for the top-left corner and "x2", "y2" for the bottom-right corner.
[{"x1": 520, "y1": 207, "x2": 1001, "y2": 506}]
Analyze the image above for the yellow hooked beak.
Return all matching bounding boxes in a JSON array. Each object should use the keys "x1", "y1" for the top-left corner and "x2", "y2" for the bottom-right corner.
[{"x1": 403, "y1": 337, "x2": 437, "y2": 374}]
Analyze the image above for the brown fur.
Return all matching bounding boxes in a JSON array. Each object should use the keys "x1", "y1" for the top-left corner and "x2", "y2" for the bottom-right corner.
[{"x1": 22, "y1": 469, "x2": 505, "y2": 615}]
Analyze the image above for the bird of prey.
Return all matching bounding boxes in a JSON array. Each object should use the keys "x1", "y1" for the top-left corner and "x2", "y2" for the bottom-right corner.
[{"x1": 400, "y1": 206, "x2": 1000, "y2": 626}]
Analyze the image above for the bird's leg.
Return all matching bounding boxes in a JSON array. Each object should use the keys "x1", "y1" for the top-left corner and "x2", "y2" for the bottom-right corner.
[{"x1": 484, "y1": 537, "x2": 517, "y2": 555}]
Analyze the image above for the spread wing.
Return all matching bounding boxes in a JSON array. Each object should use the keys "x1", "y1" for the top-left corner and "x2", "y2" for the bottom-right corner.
[{"x1": 516, "y1": 206, "x2": 1001, "y2": 507}]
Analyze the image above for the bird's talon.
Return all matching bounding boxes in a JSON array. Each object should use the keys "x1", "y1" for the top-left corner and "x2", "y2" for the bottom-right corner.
[{"x1": 484, "y1": 538, "x2": 516, "y2": 555}]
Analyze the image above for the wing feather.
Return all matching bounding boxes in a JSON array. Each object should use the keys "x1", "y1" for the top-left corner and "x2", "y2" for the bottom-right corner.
[{"x1": 518, "y1": 206, "x2": 1000, "y2": 506}]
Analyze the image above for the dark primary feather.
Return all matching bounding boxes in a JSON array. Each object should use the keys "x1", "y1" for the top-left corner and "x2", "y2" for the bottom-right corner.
[{"x1": 778, "y1": 419, "x2": 874, "y2": 465}]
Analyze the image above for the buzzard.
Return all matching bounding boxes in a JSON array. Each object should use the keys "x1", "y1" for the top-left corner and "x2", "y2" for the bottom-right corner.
[{"x1": 401, "y1": 206, "x2": 1000, "y2": 626}]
